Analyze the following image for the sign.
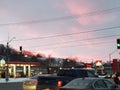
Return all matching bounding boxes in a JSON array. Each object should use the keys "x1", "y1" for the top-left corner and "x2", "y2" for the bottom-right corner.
[
  {"x1": 113, "y1": 59, "x2": 118, "y2": 73},
  {"x1": 96, "y1": 60, "x2": 102, "y2": 66}
]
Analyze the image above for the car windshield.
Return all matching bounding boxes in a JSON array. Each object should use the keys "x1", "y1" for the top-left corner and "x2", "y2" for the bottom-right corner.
[{"x1": 64, "y1": 78, "x2": 94, "y2": 88}]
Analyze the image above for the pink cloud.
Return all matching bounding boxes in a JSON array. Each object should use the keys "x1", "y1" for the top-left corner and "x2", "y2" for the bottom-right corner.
[
  {"x1": 17, "y1": 25, "x2": 38, "y2": 37},
  {"x1": 64, "y1": 1, "x2": 117, "y2": 25},
  {"x1": 75, "y1": 53, "x2": 106, "y2": 63},
  {"x1": 65, "y1": 1, "x2": 94, "y2": 25},
  {"x1": 93, "y1": 14, "x2": 117, "y2": 24},
  {"x1": 0, "y1": 8, "x2": 8, "y2": 16},
  {"x1": 34, "y1": 49, "x2": 61, "y2": 58},
  {"x1": 10, "y1": 24, "x2": 41, "y2": 38},
  {"x1": 65, "y1": 1, "x2": 90, "y2": 14},
  {"x1": 69, "y1": 27, "x2": 97, "y2": 48}
]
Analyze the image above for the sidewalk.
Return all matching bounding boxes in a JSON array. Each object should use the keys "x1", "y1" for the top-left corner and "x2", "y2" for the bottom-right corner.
[{"x1": 0, "y1": 78, "x2": 29, "y2": 83}]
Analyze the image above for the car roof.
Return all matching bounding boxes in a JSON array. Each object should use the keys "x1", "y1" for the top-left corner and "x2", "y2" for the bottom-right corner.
[
  {"x1": 72, "y1": 77, "x2": 102, "y2": 81},
  {"x1": 31, "y1": 73, "x2": 57, "y2": 79},
  {"x1": 59, "y1": 68, "x2": 95, "y2": 70}
]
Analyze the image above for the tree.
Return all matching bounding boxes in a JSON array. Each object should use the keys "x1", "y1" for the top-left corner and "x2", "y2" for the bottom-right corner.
[
  {"x1": 62, "y1": 58, "x2": 78, "y2": 68},
  {"x1": 0, "y1": 44, "x2": 6, "y2": 55}
]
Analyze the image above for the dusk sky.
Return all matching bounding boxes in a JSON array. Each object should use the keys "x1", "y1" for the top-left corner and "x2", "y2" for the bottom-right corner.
[{"x1": 0, "y1": 0, "x2": 120, "y2": 63}]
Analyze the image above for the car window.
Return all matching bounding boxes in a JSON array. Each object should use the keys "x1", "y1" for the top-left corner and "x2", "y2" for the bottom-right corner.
[
  {"x1": 104, "y1": 80, "x2": 114, "y2": 88},
  {"x1": 57, "y1": 70, "x2": 76, "y2": 77},
  {"x1": 87, "y1": 70, "x2": 96, "y2": 77},
  {"x1": 77, "y1": 70, "x2": 87, "y2": 77},
  {"x1": 94, "y1": 80, "x2": 107, "y2": 89},
  {"x1": 64, "y1": 70, "x2": 75, "y2": 77},
  {"x1": 65, "y1": 79, "x2": 91, "y2": 88}
]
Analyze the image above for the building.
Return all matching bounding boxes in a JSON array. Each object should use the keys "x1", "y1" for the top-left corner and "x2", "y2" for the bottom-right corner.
[{"x1": 0, "y1": 61, "x2": 40, "y2": 78}]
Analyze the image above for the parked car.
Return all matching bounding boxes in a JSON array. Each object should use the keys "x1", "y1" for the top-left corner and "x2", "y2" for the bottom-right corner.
[
  {"x1": 23, "y1": 73, "x2": 74, "y2": 90},
  {"x1": 59, "y1": 78, "x2": 118, "y2": 90},
  {"x1": 23, "y1": 68, "x2": 98, "y2": 90},
  {"x1": 57, "y1": 68, "x2": 97, "y2": 78}
]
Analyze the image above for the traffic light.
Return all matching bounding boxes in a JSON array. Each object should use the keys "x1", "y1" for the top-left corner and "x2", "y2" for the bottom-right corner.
[
  {"x1": 19, "y1": 46, "x2": 22, "y2": 54},
  {"x1": 117, "y1": 38, "x2": 120, "y2": 49}
]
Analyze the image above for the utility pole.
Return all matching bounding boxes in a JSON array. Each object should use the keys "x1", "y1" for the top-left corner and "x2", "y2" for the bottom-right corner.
[
  {"x1": 5, "y1": 42, "x2": 9, "y2": 82},
  {"x1": 5, "y1": 37, "x2": 15, "y2": 82},
  {"x1": 109, "y1": 49, "x2": 118, "y2": 63}
]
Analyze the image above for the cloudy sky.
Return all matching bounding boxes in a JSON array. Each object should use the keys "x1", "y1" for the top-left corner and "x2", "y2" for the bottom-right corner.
[{"x1": 0, "y1": 0, "x2": 120, "y2": 63}]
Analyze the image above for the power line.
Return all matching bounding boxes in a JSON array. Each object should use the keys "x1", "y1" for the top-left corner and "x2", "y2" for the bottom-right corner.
[
  {"x1": 29, "y1": 40, "x2": 115, "y2": 51},
  {"x1": 0, "y1": 7, "x2": 119, "y2": 42},
  {"x1": 0, "y1": 6, "x2": 120, "y2": 26},
  {"x1": 13, "y1": 25, "x2": 120, "y2": 41},
  {"x1": 24, "y1": 33, "x2": 119, "y2": 49},
  {"x1": 0, "y1": 25, "x2": 119, "y2": 44}
]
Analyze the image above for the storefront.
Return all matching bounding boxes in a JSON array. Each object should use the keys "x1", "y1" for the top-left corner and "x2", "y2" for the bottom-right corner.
[{"x1": 0, "y1": 62, "x2": 40, "y2": 78}]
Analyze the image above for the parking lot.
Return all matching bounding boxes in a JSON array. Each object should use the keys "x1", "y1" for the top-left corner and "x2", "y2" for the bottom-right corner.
[
  {"x1": 0, "y1": 77, "x2": 120, "y2": 90},
  {"x1": 0, "y1": 78, "x2": 28, "y2": 90},
  {"x1": 0, "y1": 82, "x2": 23, "y2": 90}
]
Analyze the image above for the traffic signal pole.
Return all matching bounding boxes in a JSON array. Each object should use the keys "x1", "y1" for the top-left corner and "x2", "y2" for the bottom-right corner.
[{"x1": 109, "y1": 49, "x2": 118, "y2": 63}]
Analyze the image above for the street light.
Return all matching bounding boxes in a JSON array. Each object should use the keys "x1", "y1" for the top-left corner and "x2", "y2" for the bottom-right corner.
[{"x1": 6, "y1": 37, "x2": 15, "y2": 82}]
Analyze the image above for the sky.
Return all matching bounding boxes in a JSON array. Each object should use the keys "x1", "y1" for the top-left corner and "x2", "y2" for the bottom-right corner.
[{"x1": 0, "y1": 0, "x2": 120, "y2": 63}]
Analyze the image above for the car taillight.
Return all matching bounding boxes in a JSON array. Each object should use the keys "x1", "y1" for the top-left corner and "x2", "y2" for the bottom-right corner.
[
  {"x1": 34, "y1": 80, "x2": 38, "y2": 85},
  {"x1": 57, "y1": 81, "x2": 62, "y2": 87}
]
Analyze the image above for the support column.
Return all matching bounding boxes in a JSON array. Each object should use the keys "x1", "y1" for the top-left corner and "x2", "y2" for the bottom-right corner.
[
  {"x1": 13, "y1": 65, "x2": 16, "y2": 78},
  {"x1": 28, "y1": 65, "x2": 31, "y2": 78},
  {"x1": 23, "y1": 65, "x2": 26, "y2": 76}
]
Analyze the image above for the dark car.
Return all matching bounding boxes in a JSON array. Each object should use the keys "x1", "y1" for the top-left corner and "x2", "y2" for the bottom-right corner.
[
  {"x1": 57, "y1": 68, "x2": 98, "y2": 78},
  {"x1": 59, "y1": 78, "x2": 118, "y2": 90},
  {"x1": 23, "y1": 68, "x2": 98, "y2": 90},
  {"x1": 23, "y1": 74, "x2": 74, "y2": 90}
]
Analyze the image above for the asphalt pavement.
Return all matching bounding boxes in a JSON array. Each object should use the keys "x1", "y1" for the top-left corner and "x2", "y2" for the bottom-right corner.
[
  {"x1": 0, "y1": 78, "x2": 120, "y2": 90},
  {"x1": 0, "y1": 78, "x2": 28, "y2": 90},
  {"x1": 0, "y1": 78, "x2": 28, "y2": 83},
  {"x1": 0, "y1": 82, "x2": 23, "y2": 90}
]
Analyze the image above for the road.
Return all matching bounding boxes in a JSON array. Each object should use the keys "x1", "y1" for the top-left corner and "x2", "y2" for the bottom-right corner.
[
  {"x1": 0, "y1": 78, "x2": 120, "y2": 90},
  {"x1": 0, "y1": 78, "x2": 28, "y2": 90},
  {"x1": 0, "y1": 82, "x2": 23, "y2": 90}
]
